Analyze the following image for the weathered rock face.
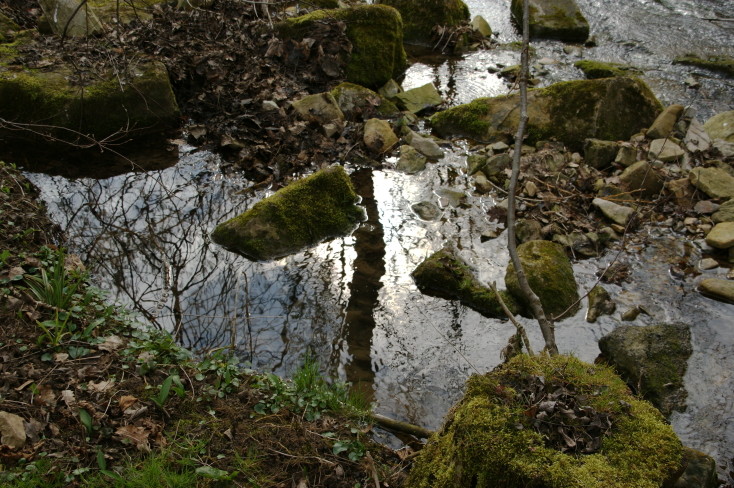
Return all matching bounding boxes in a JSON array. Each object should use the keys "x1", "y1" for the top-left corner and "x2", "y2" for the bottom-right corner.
[
  {"x1": 39, "y1": 0, "x2": 166, "y2": 36},
  {"x1": 583, "y1": 138, "x2": 618, "y2": 169},
  {"x1": 647, "y1": 104, "x2": 685, "y2": 140},
  {"x1": 703, "y1": 110, "x2": 734, "y2": 142},
  {"x1": 277, "y1": 5, "x2": 408, "y2": 89},
  {"x1": 712, "y1": 199, "x2": 734, "y2": 223},
  {"x1": 407, "y1": 354, "x2": 683, "y2": 488},
  {"x1": 211, "y1": 166, "x2": 364, "y2": 261},
  {"x1": 363, "y1": 118, "x2": 398, "y2": 154},
  {"x1": 377, "y1": 0, "x2": 470, "y2": 44},
  {"x1": 291, "y1": 92, "x2": 344, "y2": 125},
  {"x1": 430, "y1": 77, "x2": 661, "y2": 151},
  {"x1": 511, "y1": 0, "x2": 589, "y2": 43},
  {"x1": 671, "y1": 448, "x2": 720, "y2": 488},
  {"x1": 504, "y1": 240, "x2": 580, "y2": 319},
  {"x1": 391, "y1": 82, "x2": 443, "y2": 114},
  {"x1": 0, "y1": 13, "x2": 20, "y2": 42},
  {"x1": 329, "y1": 82, "x2": 399, "y2": 120},
  {"x1": 411, "y1": 248, "x2": 519, "y2": 318},
  {"x1": 598, "y1": 322, "x2": 692, "y2": 417},
  {"x1": 698, "y1": 278, "x2": 734, "y2": 304},
  {"x1": 689, "y1": 166, "x2": 734, "y2": 200},
  {"x1": 396, "y1": 144, "x2": 427, "y2": 174},
  {"x1": 0, "y1": 42, "x2": 180, "y2": 143},
  {"x1": 620, "y1": 161, "x2": 664, "y2": 198}
]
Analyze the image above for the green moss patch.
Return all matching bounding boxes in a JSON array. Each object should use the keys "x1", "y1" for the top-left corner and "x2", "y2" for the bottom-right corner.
[
  {"x1": 277, "y1": 5, "x2": 407, "y2": 89},
  {"x1": 407, "y1": 354, "x2": 683, "y2": 488},
  {"x1": 674, "y1": 54, "x2": 734, "y2": 78},
  {"x1": 505, "y1": 240, "x2": 579, "y2": 319},
  {"x1": 211, "y1": 166, "x2": 364, "y2": 261},
  {"x1": 574, "y1": 60, "x2": 642, "y2": 79},
  {"x1": 411, "y1": 247, "x2": 520, "y2": 318},
  {"x1": 377, "y1": 0, "x2": 470, "y2": 44}
]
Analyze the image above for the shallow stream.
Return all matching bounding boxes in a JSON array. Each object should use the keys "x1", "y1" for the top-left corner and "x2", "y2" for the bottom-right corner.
[{"x1": 24, "y1": 0, "x2": 734, "y2": 479}]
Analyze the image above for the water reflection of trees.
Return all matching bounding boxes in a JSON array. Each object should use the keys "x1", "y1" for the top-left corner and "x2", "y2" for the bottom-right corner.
[{"x1": 27, "y1": 150, "x2": 355, "y2": 374}]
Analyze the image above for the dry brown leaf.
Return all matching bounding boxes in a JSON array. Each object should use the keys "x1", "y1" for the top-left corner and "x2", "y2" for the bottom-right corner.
[
  {"x1": 98, "y1": 335, "x2": 125, "y2": 352},
  {"x1": 118, "y1": 395, "x2": 138, "y2": 411},
  {"x1": 60, "y1": 390, "x2": 76, "y2": 408},
  {"x1": 115, "y1": 425, "x2": 151, "y2": 451},
  {"x1": 89, "y1": 379, "x2": 115, "y2": 394},
  {"x1": 34, "y1": 384, "x2": 56, "y2": 407},
  {"x1": 24, "y1": 418, "x2": 46, "y2": 444}
]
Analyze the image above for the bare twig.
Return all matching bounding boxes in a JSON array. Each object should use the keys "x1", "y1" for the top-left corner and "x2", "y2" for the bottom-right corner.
[
  {"x1": 506, "y1": 0, "x2": 558, "y2": 355},
  {"x1": 489, "y1": 281, "x2": 534, "y2": 356}
]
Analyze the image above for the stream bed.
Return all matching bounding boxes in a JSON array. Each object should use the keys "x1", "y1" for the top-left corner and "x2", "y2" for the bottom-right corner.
[{"x1": 23, "y1": 0, "x2": 734, "y2": 480}]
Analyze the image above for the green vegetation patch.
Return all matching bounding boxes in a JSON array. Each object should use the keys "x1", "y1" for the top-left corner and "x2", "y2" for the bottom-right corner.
[
  {"x1": 407, "y1": 354, "x2": 683, "y2": 488},
  {"x1": 211, "y1": 166, "x2": 364, "y2": 261}
]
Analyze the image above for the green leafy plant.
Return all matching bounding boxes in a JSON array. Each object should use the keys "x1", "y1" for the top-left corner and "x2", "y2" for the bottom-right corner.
[
  {"x1": 36, "y1": 312, "x2": 73, "y2": 347},
  {"x1": 24, "y1": 249, "x2": 84, "y2": 310},
  {"x1": 151, "y1": 375, "x2": 185, "y2": 408},
  {"x1": 194, "y1": 351, "x2": 247, "y2": 400}
]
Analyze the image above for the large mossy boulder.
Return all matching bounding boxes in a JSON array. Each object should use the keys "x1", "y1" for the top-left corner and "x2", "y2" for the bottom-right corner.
[
  {"x1": 505, "y1": 240, "x2": 580, "y2": 319},
  {"x1": 0, "y1": 38, "x2": 179, "y2": 142},
  {"x1": 511, "y1": 0, "x2": 589, "y2": 43},
  {"x1": 407, "y1": 354, "x2": 683, "y2": 488},
  {"x1": 376, "y1": 0, "x2": 470, "y2": 44},
  {"x1": 211, "y1": 166, "x2": 364, "y2": 261},
  {"x1": 598, "y1": 323, "x2": 692, "y2": 417},
  {"x1": 411, "y1": 248, "x2": 519, "y2": 318},
  {"x1": 276, "y1": 5, "x2": 408, "y2": 89},
  {"x1": 39, "y1": 0, "x2": 166, "y2": 36},
  {"x1": 430, "y1": 77, "x2": 661, "y2": 151}
]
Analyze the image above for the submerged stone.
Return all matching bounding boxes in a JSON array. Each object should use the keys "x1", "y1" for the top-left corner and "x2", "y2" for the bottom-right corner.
[
  {"x1": 211, "y1": 166, "x2": 364, "y2": 261},
  {"x1": 698, "y1": 278, "x2": 734, "y2": 304},
  {"x1": 407, "y1": 354, "x2": 683, "y2": 488},
  {"x1": 277, "y1": 5, "x2": 407, "y2": 89},
  {"x1": 411, "y1": 248, "x2": 519, "y2": 318},
  {"x1": 598, "y1": 322, "x2": 692, "y2": 417},
  {"x1": 586, "y1": 285, "x2": 616, "y2": 323},
  {"x1": 395, "y1": 144, "x2": 427, "y2": 174},
  {"x1": 377, "y1": 0, "x2": 470, "y2": 44},
  {"x1": 674, "y1": 55, "x2": 734, "y2": 79},
  {"x1": 430, "y1": 77, "x2": 661, "y2": 152},
  {"x1": 511, "y1": 0, "x2": 589, "y2": 43},
  {"x1": 391, "y1": 82, "x2": 443, "y2": 114},
  {"x1": 574, "y1": 60, "x2": 639, "y2": 79},
  {"x1": 504, "y1": 240, "x2": 580, "y2": 319}
]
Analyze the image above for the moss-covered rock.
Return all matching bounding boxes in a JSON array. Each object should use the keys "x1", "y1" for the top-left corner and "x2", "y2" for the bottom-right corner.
[
  {"x1": 674, "y1": 54, "x2": 734, "y2": 78},
  {"x1": 703, "y1": 110, "x2": 734, "y2": 142},
  {"x1": 276, "y1": 5, "x2": 408, "y2": 89},
  {"x1": 430, "y1": 76, "x2": 662, "y2": 151},
  {"x1": 505, "y1": 240, "x2": 579, "y2": 319},
  {"x1": 598, "y1": 322, "x2": 692, "y2": 417},
  {"x1": 39, "y1": 0, "x2": 167, "y2": 36},
  {"x1": 0, "y1": 13, "x2": 20, "y2": 43},
  {"x1": 511, "y1": 0, "x2": 589, "y2": 43},
  {"x1": 407, "y1": 354, "x2": 683, "y2": 488},
  {"x1": 411, "y1": 248, "x2": 520, "y2": 319},
  {"x1": 376, "y1": 0, "x2": 470, "y2": 44},
  {"x1": 211, "y1": 166, "x2": 364, "y2": 261},
  {"x1": 0, "y1": 38, "x2": 179, "y2": 143},
  {"x1": 329, "y1": 82, "x2": 399, "y2": 119},
  {"x1": 574, "y1": 60, "x2": 641, "y2": 79}
]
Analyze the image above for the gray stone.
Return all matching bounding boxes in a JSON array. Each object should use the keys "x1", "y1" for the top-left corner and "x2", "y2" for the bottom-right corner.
[
  {"x1": 292, "y1": 93, "x2": 344, "y2": 125},
  {"x1": 615, "y1": 144, "x2": 638, "y2": 167},
  {"x1": 0, "y1": 411, "x2": 26, "y2": 449},
  {"x1": 619, "y1": 161, "x2": 664, "y2": 198},
  {"x1": 684, "y1": 118, "x2": 711, "y2": 153},
  {"x1": 330, "y1": 82, "x2": 399, "y2": 119},
  {"x1": 694, "y1": 200, "x2": 719, "y2": 215},
  {"x1": 712, "y1": 200, "x2": 734, "y2": 223},
  {"x1": 705, "y1": 222, "x2": 734, "y2": 249},
  {"x1": 598, "y1": 322, "x2": 692, "y2": 417},
  {"x1": 689, "y1": 167, "x2": 734, "y2": 199},
  {"x1": 698, "y1": 258, "x2": 719, "y2": 270},
  {"x1": 713, "y1": 139, "x2": 734, "y2": 158},
  {"x1": 467, "y1": 154, "x2": 489, "y2": 175},
  {"x1": 698, "y1": 278, "x2": 734, "y2": 304},
  {"x1": 703, "y1": 110, "x2": 734, "y2": 142},
  {"x1": 411, "y1": 201, "x2": 441, "y2": 221},
  {"x1": 436, "y1": 189, "x2": 466, "y2": 208},
  {"x1": 646, "y1": 104, "x2": 684, "y2": 140},
  {"x1": 211, "y1": 167, "x2": 363, "y2": 261},
  {"x1": 510, "y1": 0, "x2": 589, "y2": 42},
  {"x1": 396, "y1": 145, "x2": 427, "y2": 174},
  {"x1": 378, "y1": 79, "x2": 402, "y2": 99},
  {"x1": 552, "y1": 232, "x2": 598, "y2": 257},
  {"x1": 473, "y1": 173, "x2": 492, "y2": 194},
  {"x1": 471, "y1": 15, "x2": 492, "y2": 37},
  {"x1": 363, "y1": 118, "x2": 398, "y2": 154},
  {"x1": 583, "y1": 138, "x2": 618, "y2": 169},
  {"x1": 670, "y1": 447, "x2": 719, "y2": 488},
  {"x1": 586, "y1": 285, "x2": 616, "y2": 323},
  {"x1": 592, "y1": 197, "x2": 635, "y2": 226},
  {"x1": 648, "y1": 138, "x2": 685, "y2": 162},
  {"x1": 406, "y1": 131, "x2": 445, "y2": 159},
  {"x1": 515, "y1": 219, "x2": 542, "y2": 243},
  {"x1": 392, "y1": 83, "x2": 443, "y2": 114},
  {"x1": 490, "y1": 141, "x2": 510, "y2": 152},
  {"x1": 482, "y1": 153, "x2": 512, "y2": 177}
]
